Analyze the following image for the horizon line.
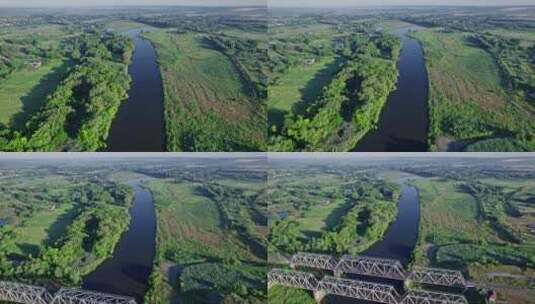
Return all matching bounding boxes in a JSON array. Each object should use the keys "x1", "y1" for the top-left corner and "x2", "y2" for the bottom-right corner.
[
  {"x1": 268, "y1": 4, "x2": 535, "y2": 8},
  {"x1": 2, "y1": 4, "x2": 535, "y2": 8},
  {"x1": 0, "y1": 4, "x2": 266, "y2": 8}
]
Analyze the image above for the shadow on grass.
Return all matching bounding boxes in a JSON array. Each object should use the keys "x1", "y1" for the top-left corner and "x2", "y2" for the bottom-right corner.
[
  {"x1": 9, "y1": 60, "x2": 71, "y2": 133},
  {"x1": 44, "y1": 206, "x2": 79, "y2": 246},
  {"x1": 324, "y1": 199, "x2": 354, "y2": 230},
  {"x1": 268, "y1": 108, "x2": 287, "y2": 132},
  {"x1": 15, "y1": 242, "x2": 40, "y2": 257},
  {"x1": 293, "y1": 57, "x2": 343, "y2": 117},
  {"x1": 180, "y1": 288, "x2": 223, "y2": 304}
]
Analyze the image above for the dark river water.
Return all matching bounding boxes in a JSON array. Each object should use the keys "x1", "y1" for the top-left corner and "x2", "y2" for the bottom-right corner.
[
  {"x1": 107, "y1": 29, "x2": 165, "y2": 152},
  {"x1": 355, "y1": 26, "x2": 429, "y2": 152},
  {"x1": 328, "y1": 185, "x2": 421, "y2": 304},
  {"x1": 82, "y1": 180, "x2": 156, "y2": 303}
]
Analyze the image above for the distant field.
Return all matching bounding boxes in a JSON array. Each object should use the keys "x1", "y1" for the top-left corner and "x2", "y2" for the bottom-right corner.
[
  {"x1": 144, "y1": 30, "x2": 265, "y2": 151},
  {"x1": 489, "y1": 28, "x2": 535, "y2": 46},
  {"x1": 0, "y1": 58, "x2": 69, "y2": 130},
  {"x1": 268, "y1": 56, "x2": 341, "y2": 129},
  {"x1": 106, "y1": 20, "x2": 152, "y2": 32},
  {"x1": 269, "y1": 23, "x2": 334, "y2": 39}
]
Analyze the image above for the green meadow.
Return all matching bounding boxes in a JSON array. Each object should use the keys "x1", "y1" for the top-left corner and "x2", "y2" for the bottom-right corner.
[
  {"x1": 0, "y1": 59, "x2": 69, "y2": 130},
  {"x1": 144, "y1": 30, "x2": 265, "y2": 152},
  {"x1": 144, "y1": 178, "x2": 266, "y2": 304}
]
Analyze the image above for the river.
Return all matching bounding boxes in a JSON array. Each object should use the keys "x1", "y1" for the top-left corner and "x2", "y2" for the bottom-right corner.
[
  {"x1": 328, "y1": 185, "x2": 421, "y2": 304},
  {"x1": 107, "y1": 29, "x2": 165, "y2": 152},
  {"x1": 82, "y1": 180, "x2": 156, "y2": 303},
  {"x1": 355, "y1": 26, "x2": 429, "y2": 152}
]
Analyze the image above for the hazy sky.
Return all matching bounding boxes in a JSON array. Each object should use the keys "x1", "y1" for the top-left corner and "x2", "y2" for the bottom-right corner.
[
  {"x1": 2, "y1": 0, "x2": 534, "y2": 7},
  {"x1": 0, "y1": 0, "x2": 265, "y2": 7},
  {"x1": 269, "y1": 0, "x2": 535, "y2": 7}
]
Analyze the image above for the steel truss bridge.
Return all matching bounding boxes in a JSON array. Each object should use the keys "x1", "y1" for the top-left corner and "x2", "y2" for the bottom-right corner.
[
  {"x1": 290, "y1": 252, "x2": 468, "y2": 288},
  {"x1": 268, "y1": 268, "x2": 469, "y2": 304},
  {"x1": 0, "y1": 281, "x2": 136, "y2": 304}
]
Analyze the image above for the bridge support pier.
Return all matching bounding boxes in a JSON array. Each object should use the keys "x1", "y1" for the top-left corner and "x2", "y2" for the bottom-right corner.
[
  {"x1": 313, "y1": 290, "x2": 326, "y2": 304},
  {"x1": 334, "y1": 269, "x2": 342, "y2": 278}
]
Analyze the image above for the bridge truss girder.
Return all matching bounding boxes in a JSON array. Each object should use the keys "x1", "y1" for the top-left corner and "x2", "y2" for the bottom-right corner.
[
  {"x1": 0, "y1": 281, "x2": 50, "y2": 304},
  {"x1": 318, "y1": 276, "x2": 400, "y2": 304},
  {"x1": 290, "y1": 252, "x2": 339, "y2": 271},
  {"x1": 50, "y1": 288, "x2": 137, "y2": 304},
  {"x1": 408, "y1": 267, "x2": 467, "y2": 288},
  {"x1": 400, "y1": 289, "x2": 469, "y2": 304},
  {"x1": 336, "y1": 255, "x2": 407, "y2": 280},
  {"x1": 268, "y1": 269, "x2": 319, "y2": 291}
]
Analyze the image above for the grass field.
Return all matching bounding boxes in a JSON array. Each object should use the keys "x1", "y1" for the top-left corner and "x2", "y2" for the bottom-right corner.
[
  {"x1": 268, "y1": 56, "x2": 341, "y2": 129},
  {"x1": 415, "y1": 30, "x2": 507, "y2": 109},
  {"x1": 144, "y1": 30, "x2": 265, "y2": 151},
  {"x1": 295, "y1": 197, "x2": 349, "y2": 237},
  {"x1": 106, "y1": 20, "x2": 153, "y2": 32},
  {"x1": 12, "y1": 203, "x2": 77, "y2": 256},
  {"x1": 0, "y1": 58, "x2": 69, "y2": 130},
  {"x1": 412, "y1": 178, "x2": 500, "y2": 266},
  {"x1": 0, "y1": 175, "x2": 79, "y2": 257},
  {"x1": 144, "y1": 178, "x2": 266, "y2": 304},
  {"x1": 413, "y1": 29, "x2": 534, "y2": 150}
]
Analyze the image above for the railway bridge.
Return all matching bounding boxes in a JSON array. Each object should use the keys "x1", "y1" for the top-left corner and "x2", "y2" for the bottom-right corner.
[
  {"x1": 268, "y1": 268, "x2": 469, "y2": 304},
  {"x1": 0, "y1": 281, "x2": 136, "y2": 304},
  {"x1": 290, "y1": 252, "x2": 469, "y2": 288}
]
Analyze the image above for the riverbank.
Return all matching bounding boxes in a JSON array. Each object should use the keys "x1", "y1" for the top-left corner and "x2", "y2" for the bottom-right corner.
[
  {"x1": 354, "y1": 25, "x2": 429, "y2": 152},
  {"x1": 82, "y1": 180, "x2": 157, "y2": 303}
]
